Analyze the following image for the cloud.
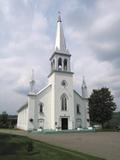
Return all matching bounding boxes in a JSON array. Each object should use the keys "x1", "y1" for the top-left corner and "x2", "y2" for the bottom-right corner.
[
  {"x1": 0, "y1": 0, "x2": 52, "y2": 114},
  {"x1": 61, "y1": 0, "x2": 120, "y2": 110},
  {"x1": 0, "y1": 0, "x2": 120, "y2": 114}
]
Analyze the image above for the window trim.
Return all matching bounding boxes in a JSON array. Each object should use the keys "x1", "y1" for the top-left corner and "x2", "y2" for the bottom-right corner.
[
  {"x1": 58, "y1": 57, "x2": 62, "y2": 70},
  {"x1": 76, "y1": 104, "x2": 81, "y2": 114},
  {"x1": 64, "y1": 59, "x2": 67, "y2": 71},
  {"x1": 61, "y1": 93, "x2": 68, "y2": 111},
  {"x1": 39, "y1": 102, "x2": 44, "y2": 114}
]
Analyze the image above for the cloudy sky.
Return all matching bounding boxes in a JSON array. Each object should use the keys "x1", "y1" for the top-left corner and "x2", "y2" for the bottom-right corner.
[{"x1": 0, "y1": 0, "x2": 120, "y2": 114}]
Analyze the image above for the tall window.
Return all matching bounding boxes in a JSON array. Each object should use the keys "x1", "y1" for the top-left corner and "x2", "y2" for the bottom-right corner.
[
  {"x1": 64, "y1": 59, "x2": 67, "y2": 71},
  {"x1": 58, "y1": 58, "x2": 62, "y2": 70},
  {"x1": 61, "y1": 94, "x2": 67, "y2": 111},
  {"x1": 39, "y1": 103, "x2": 43, "y2": 113},
  {"x1": 53, "y1": 59, "x2": 55, "y2": 70},
  {"x1": 77, "y1": 104, "x2": 80, "y2": 114},
  {"x1": 51, "y1": 62, "x2": 53, "y2": 70}
]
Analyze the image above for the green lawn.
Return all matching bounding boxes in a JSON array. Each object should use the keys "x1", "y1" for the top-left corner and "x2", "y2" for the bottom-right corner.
[{"x1": 0, "y1": 133, "x2": 105, "y2": 160}]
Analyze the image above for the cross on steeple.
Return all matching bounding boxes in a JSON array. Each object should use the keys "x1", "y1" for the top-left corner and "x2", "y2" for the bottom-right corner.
[{"x1": 57, "y1": 11, "x2": 62, "y2": 22}]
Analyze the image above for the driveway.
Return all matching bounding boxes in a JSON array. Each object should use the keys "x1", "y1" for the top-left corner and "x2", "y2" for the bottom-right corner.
[{"x1": 0, "y1": 129, "x2": 120, "y2": 160}]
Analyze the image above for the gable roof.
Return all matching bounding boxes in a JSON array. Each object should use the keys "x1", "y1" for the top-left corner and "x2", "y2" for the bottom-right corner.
[
  {"x1": 17, "y1": 85, "x2": 52, "y2": 113},
  {"x1": 36, "y1": 84, "x2": 52, "y2": 96},
  {"x1": 74, "y1": 90, "x2": 88, "y2": 100},
  {"x1": 17, "y1": 103, "x2": 28, "y2": 113}
]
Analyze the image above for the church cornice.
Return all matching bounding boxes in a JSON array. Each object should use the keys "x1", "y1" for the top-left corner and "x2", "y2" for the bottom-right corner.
[
  {"x1": 28, "y1": 93, "x2": 36, "y2": 96},
  {"x1": 36, "y1": 84, "x2": 52, "y2": 96},
  {"x1": 17, "y1": 102, "x2": 28, "y2": 113},
  {"x1": 74, "y1": 90, "x2": 88, "y2": 100},
  {"x1": 50, "y1": 51, "x2": 71, "y2": 60},
  {"x1": 48, "y1": 70, "x2": 74, "y2": 78}
]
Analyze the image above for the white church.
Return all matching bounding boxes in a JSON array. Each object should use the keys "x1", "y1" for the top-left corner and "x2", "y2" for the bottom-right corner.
[{"x1": 17, "y1": 13, "x2": 90, "y2": 131}]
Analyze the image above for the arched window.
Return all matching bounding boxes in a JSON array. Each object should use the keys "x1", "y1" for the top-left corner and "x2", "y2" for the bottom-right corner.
[
  {"x1": 64, "y1": 59, "x2": 67, "y2": 71},
  {"x1": 58, "y1": 58, "x2": 62, "y2": 70},
  {"x1": 53, "y1": 59, "x2": 55, "y2": 70},
  {"x1": 39, "y1": 103, "x2": 44, "y2": 113},
  {"x1": 61, "y1": 94, "x2": 68, "y2": 111},
  {"x1": 76, "y1": 104, "x2": 80, "y2": 114},
  {"x1": 61, "y1": 80, "x2": 67, "y2": 87}
]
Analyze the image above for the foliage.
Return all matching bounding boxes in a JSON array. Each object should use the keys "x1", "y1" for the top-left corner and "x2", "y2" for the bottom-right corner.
[
  {"x1": 0, "y1": 111, "x2": 9, "y2": 128},
  {"x1": 104, "y1": 112, "x2": 120, "y2": 129},
  {"x1": 89, "y1": 88, "x2": 116, "y2": 128},
  {"x1": 0, "y1": 112, "x2": 17, "y2": 128}
]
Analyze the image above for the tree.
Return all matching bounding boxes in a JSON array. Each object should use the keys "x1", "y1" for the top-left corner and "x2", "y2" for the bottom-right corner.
[
  {"x1": 0, "y1": 111, "x2": 8, "y2": 128},
  {"x1": 89, "y1": 88, "x2": 116, "y2": 128},
  {"x1": 105, "y1": 112, "x2": 120, "y2": 129}
]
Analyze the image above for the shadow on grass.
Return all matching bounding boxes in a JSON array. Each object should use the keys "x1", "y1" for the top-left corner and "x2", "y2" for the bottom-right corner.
[
  {"x1": 0, "y1": 133, "x2": 105, "y2": 160},
  {"x1": 0, "y1": 134, "x2": 34, "y2": 155}
]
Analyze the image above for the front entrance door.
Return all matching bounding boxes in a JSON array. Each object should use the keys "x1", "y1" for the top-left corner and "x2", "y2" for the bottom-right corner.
[{"x1": 61, "y1": 118, "x2": 68, "y2": 130}]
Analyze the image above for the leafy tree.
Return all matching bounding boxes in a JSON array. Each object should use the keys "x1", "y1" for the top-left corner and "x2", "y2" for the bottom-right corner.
[
  {"x1": 0, "y1": 111, "x2": 8, "y2": 128},
  {"x1": 89, "y1": 88, "x2": 116, "y2": 128},
  {"x1": 105, "y1": 112, "x2": 120, "y2": 129}
]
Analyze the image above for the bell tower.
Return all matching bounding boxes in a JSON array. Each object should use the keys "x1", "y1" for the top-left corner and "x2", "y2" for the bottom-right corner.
[
  {"x1": 49, "y1": 12, "x2": 72, "y2": 75},
  {"x1": 48, "y1": 12, "x2": 75, "y2": 130}
]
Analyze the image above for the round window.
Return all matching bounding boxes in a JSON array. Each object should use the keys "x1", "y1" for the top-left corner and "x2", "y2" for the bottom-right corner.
[{"x1": 61, "y1": 80, "x2": 67, "y2": 87}]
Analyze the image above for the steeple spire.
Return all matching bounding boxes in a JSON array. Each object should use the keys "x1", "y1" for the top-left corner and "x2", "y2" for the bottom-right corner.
[
  {"x1": 82, "y1": 76, "x2": 88, "y2": 98},
  {"x1": 82, "y1": 76, "x2": 87, "y2": 88},
  {"x1": 55, "y1": 11, "x2": 66, "y2": 52},
  {"x1": 29, "y1": 69, "x2": 35, "y2": 94},
  {"x1": 49, "y1": 12, "x2": 72, "y2": 76}
]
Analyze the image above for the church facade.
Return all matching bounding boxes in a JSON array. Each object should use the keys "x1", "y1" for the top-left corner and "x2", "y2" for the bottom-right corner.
[{"x1": 17, "y1": 14, "x2": 90, "y2": 131}]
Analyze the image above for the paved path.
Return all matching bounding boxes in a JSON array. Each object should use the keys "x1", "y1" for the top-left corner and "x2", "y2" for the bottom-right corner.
[{"x1": 0, "y1": 129, "x2": 120, "y2": 160}]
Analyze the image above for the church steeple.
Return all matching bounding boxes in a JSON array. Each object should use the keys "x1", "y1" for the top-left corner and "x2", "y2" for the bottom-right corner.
[
  {"x1": 82, "y1": 77, "x2": 88, "y2": 98},
  {"x1": 49, "y1": 12, "x2": 72, "y2": 75},
  {"x1": 29, "y1": 69, "x2": 35, "y2": 94},
  {"x1": 55, "y1": 12, "x2": 66, "y2": 52}
]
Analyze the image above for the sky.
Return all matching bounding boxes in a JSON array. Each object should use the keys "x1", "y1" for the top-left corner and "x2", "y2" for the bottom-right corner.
[{"x1": 0, "y1": 0, "x2": 120, "y2": 114}]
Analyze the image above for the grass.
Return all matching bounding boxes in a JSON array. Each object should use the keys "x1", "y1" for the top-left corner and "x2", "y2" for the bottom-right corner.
[{"x1": 0, "y1": 133, "x2": 105, "y2": 160}]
